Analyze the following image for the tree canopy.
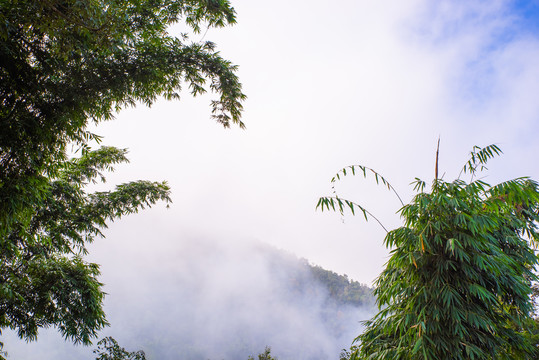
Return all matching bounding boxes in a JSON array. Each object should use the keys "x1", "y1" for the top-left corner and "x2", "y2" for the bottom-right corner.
[
  {"x1": 0, "y1": 0, "x2": 245, "y2": 355},
  {"x1": 319, "y1": 145, "x2": 539, "y2": 359},
  {"x1": 0, "y1": 0, "x2": 245, "y2": 237},
  {"x1": 93, "y1": 336, "x2": 146, "y2": 360},
  {"x1": 1, "y1": 147, "x2": 171, "y2": 347},
  {"x1": 247, "y1": 347, "x2": 278, "y2": 360}
]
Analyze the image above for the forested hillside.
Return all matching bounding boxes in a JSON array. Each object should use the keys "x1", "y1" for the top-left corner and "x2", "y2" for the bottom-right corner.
[
  {"x1": 308, "y1": 264, "x2": 374, "y2": 307},
  {"x1": 2, "y1": 238, "x2": 375, "y2": 360},
  {"x1": 257, "y1": 244, "x2": 374, "y2": 308}
]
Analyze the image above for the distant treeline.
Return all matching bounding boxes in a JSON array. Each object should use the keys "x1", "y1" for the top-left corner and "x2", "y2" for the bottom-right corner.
[
  {"x1": 259, "y1": 244, "x2": 374, "y2": 309},
  {"x1": 306, "y1": 264, "x2": 374, "y2": 307}
]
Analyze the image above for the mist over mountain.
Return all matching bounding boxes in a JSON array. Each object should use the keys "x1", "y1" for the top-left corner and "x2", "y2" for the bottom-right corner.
[{"x1": 2, "y1": 236, "x2": 375, "y2": 360}]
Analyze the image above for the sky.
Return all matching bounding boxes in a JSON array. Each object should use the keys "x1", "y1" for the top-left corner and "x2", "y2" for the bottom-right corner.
[
  {"x1": 4, "y1": 0, "x2": 539, "y2": 358},
  {"x1": 85, "y1": 0, "x2": 539, "y2": 284}
]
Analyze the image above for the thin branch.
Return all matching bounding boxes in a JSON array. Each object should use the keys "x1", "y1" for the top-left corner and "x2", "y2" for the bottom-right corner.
[
  {"x1": 330, "y1": 165, "x2": 405, "y2": 207},
  {"x1": 435, "y1": 137, "x2": 440, "y2": 181},
  {"x1": 317, "y1": 196, "x2": 389, "y2": 233}
]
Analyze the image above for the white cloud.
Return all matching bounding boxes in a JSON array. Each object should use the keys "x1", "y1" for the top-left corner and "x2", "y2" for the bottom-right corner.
[{"x1": 85, "y1": 0, "x2": 539, "y2": 284}]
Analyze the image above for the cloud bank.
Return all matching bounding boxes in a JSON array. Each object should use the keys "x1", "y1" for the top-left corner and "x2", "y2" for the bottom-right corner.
[{"x1": 3, "y1": 233, "x2": 375, "y2": 360}]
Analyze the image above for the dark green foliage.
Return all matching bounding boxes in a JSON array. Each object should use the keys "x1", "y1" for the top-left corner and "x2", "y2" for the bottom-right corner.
[
  {"x1": 0, "y1": 0, "x2": 244, "y2": 353},
  {"x1": 305, "y1": 265, "x2": 374, "y2": 347},
  {"x1": 339, "y1": 345, "x2": 359, "y2": 360},
  {"x1": 247, "y1": 346, "x2": 277, "y2": 360},
  {"x1": 94, "y1": 336, "x2": 146, "y2": 360},
  {"x1": 0, "y1": 147, "x2": 170, "y2": 349},
  {"x1": 308, "y1": 264, "x2": 373, "y2": 307},
  {"x1": 0, "y1": 0, "x2": 245, "y2": 238},
  {"x1": 516, "y1": 284, "x2": 539, "y2": 358},
  {"x1": 319, "y1": 145, "x2": 539, "y2": 359},
  {"x1": 261, "y1": 244, "x2": 374, "y2": 308}
]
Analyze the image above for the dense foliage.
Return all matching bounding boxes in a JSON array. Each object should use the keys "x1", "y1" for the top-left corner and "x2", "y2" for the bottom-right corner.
[
  {"x1": 1, "y1": 147, "x2": 171, "y2": 348},
  {"x1": 247, "y1": 347, "x2": 278, "y2": 360},
  {"x1": 319, "y1": 145, "x2": 539, "y2": 359},
  {"x1": 1, "y1": 0, "x2": 245, "y2": 238},
  {"x1": 94, "y1": 336, "x2": 146, "y2": 360},
  {"x1": 0, "y1": 0, "x2": 245, "y2": 355},
  {"x1": 308, "y1": 264, "x2": 373, "y2": 307}
]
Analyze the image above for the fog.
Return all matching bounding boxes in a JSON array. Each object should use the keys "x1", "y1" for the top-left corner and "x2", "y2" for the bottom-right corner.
[
  {"x1": 4, "y1": 0, "x2": 539, "y2": 358},
  {"x1": 84, "y1": 0, "x2": 539, "y2": 286},
  {"x1": 2, "y1": 222, "x2": 375, "y2": 360}
]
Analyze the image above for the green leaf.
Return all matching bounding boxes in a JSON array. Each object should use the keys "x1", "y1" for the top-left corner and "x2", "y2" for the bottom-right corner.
[{"x1": 320, "y1": 144, "x2": 539, "y2": 359}]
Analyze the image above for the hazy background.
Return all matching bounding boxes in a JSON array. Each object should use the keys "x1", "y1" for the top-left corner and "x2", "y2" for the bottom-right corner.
[
  {"x1": 82, "y1": 0, "x2": 539, "y2": 284},
  {"x1": 4, "y1": 236, "x2": 374, "y2": 359},
  {"x1": 3, "y1": 0, "x2": 539, "y2": 358}
]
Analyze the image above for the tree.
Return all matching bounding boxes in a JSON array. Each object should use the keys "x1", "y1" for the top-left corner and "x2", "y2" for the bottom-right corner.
[
  {"x1": 247, "y1": 346, "x2": 278, "y2": 360},
  {"x1": 0, "y1": 0, "x2": 245, "y2": 354},
  {"x1": 93, "y1": 336, "x2": 146, "y2": 360},
  {"x1": 339, "y1": 345, "x2": 359, "y2": 360},
  {"x1": 0, "y1": 147, "x2": 170, "y2": 351},
  {"x1": 1, "y1": 0, "x2": 245, "y2": 236},
  {"x1": 318, "y1": 145, "x2": 539, "y2": 359}
]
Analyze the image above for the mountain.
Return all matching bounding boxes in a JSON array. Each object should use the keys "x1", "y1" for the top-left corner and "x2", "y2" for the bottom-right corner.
[{"x1": 1, "y1": 237, "x2": 376, "y2": 360}]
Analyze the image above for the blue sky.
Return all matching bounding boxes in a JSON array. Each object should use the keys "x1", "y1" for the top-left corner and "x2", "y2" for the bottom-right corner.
[{"x1": 513, "y1": 0, "x2": 539, "y2": 32}]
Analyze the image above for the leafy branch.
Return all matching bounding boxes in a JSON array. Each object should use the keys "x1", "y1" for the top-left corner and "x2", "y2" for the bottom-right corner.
[
  {"x1": 320, "y1": 144, "x2": 539, "y2": 359},
  {"x1": 459, "y1": 144, "x2": 503, "y2": 181},
  {"x1": 317, "y1": 164, "x2": 404, "y2": 232},
  {"x1": 317, "y1": 196, "x2": 389, "y2": 233},
  {"x1": 330, "y1": 165, "x2": 405, "y2": 207}
]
